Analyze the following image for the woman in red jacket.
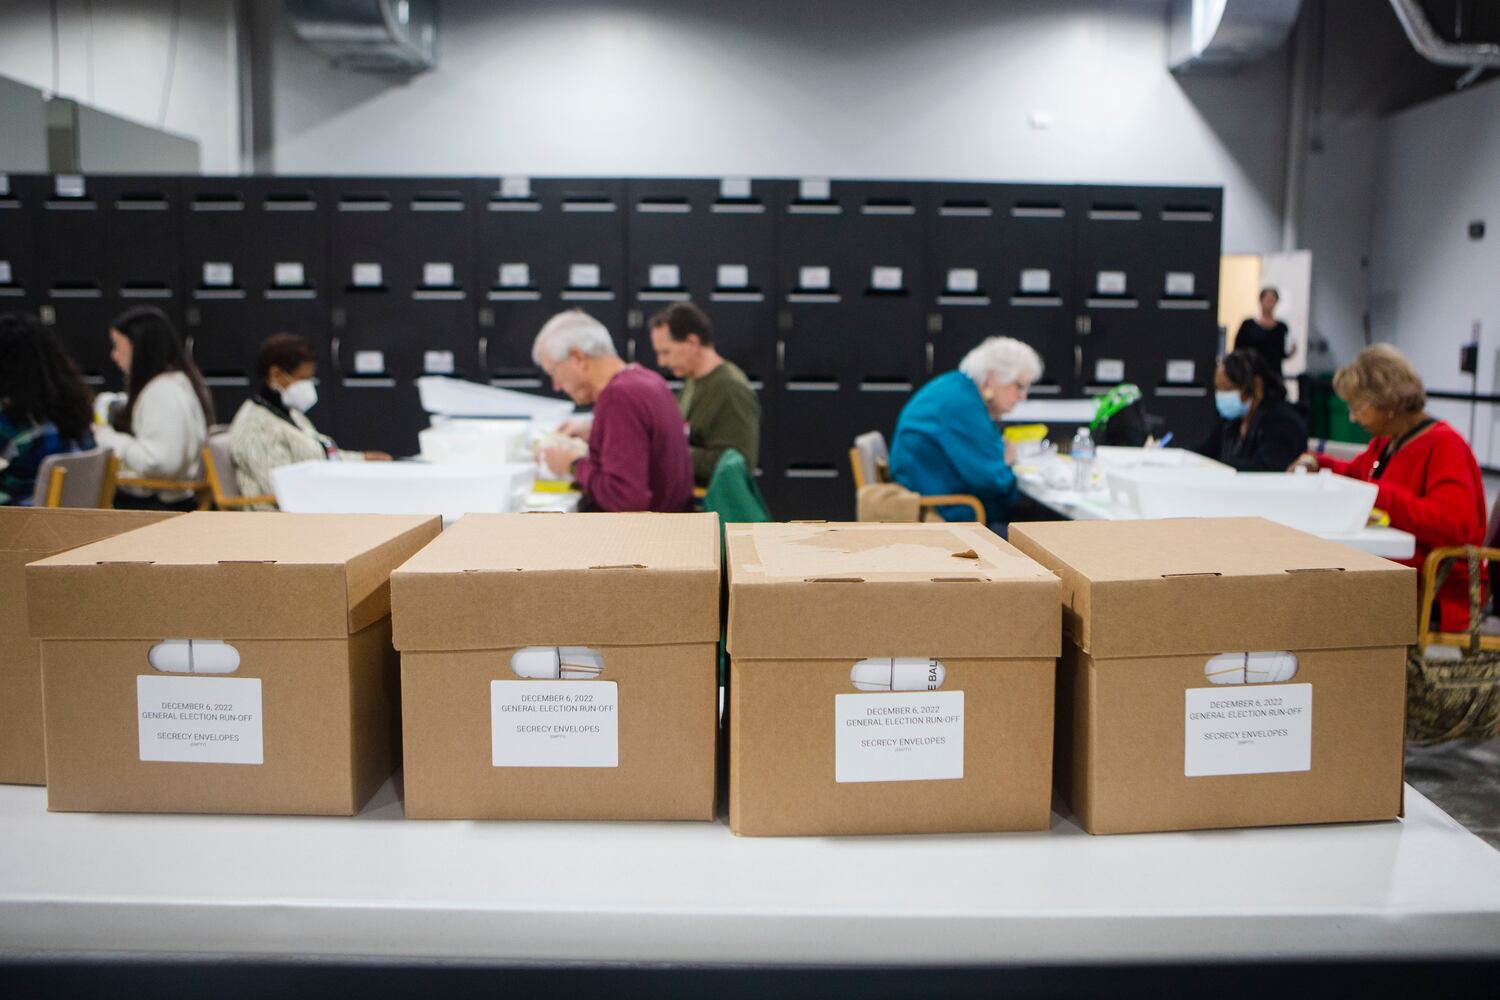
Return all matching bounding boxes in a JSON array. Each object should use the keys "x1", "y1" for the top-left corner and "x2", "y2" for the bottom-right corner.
[{"x1": 1291, "y1": 344, "x2": 1487, "y2": 631}]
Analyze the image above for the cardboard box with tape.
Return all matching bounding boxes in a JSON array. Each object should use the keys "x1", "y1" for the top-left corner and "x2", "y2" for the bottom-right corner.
[
  {"x1": 391, "y1": 512, "x2": 720, "y2": 820},
  {"x1": 26, "y1": 511, "x2": 441, "y2": 815},
  {"x1": 726, "y1": 522, "x2": 1061, "y2": 836},
  {"x1": 1009, "y1": 517, "x2": 1415, "y2": 835},
  {"x1": 1, "y1": 507, "x2": 182, "y2": 785}
]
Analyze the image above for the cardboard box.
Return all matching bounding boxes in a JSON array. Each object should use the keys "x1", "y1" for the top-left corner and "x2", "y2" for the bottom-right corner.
[
  {"x1": 1, "y1": 507, "x2": 182, "y2": 785},
  {"x1": 726, "y1": 522, "x2": 1061, "y2": 836},
  {"x1": 26, "y1": 511, "x2": 441, "y2": 815},
  {"x1": 391, "y1": 512, "x2": 721, "y2": 820},
  {"x1": 1009, "y1": 517, "x2": 1415, "y2": 835}
]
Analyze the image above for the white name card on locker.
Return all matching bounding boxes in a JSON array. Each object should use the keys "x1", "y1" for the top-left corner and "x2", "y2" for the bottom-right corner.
[
  {"x1": 0, "y1": 174, "x2": 10, "y2": 196},
  {"x1": 55, "y1": 174, "x2": 85, "y2": 198},
  {"x1": 424, "y1": 350, "x2": 456, "y2": 375},
  {"x1": 274, "y1": 262, "x2": 305, "y2": 288},
  {"x1": 799, "y1": 266, "x2": 831, "y2": 290},
  {"x1": 1096, "y1": 271, "x2": 1127, "y2": 295},
  {"x1": 720, "y1": 177, "x2": 752, "y2": 199},
  {"x1": 0, "y1": 261, "x2": 11, "y2": 284},
  {"x1": 870, "y1": 266, "x2": 904, "y2": 291},
  {"x1": 202, "y1": 262, "x2": 234, "y2": 288},
  {"x1": 499, "y1": 263, "x2": 531, "y2": 288},
  {"x1": 1166, "y1": 359, "x2": 1196, "y2": 384},
  {"x1": 649, "y1": 264, "x2": 681, "y2": 289},
  {"x1": 799, "y1": 178, "x2": 831, "y2": 201},
  {"x1": 500, "y1": 176, "x2": 531, "y2": 199},
  {"x1": 1020, "y1": 268, "x2": 1052, "y2": 294},
  {"x1": 354, "y1": 350, "x2": 385, "y2": 375},
  {"x1": 717, "y1": 264, "x2": 750, "y2": 289},
  {"x1": 352, "y1": 263, "x2": 383, "y2": 288},
  {"x1": 569, "y1": 263, "x2": 601, "y2": 288},
  {"x1": 423, "y1": 262, "x2": 455, "y2": 288},
  {"x1": 1165, "y1": 271, "x2": 1196, "y2": 296},
  {"x1": 946, "y1": 268, "x2": 979, "y2": 294},
  {"x1": 1095, "y1": 358, "x2": 1126, "y2": 382}
]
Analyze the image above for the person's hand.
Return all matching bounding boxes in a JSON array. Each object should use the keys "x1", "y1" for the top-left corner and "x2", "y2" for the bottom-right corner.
[
  {"x1": 1004, "y1": 440, "x2": 1018, "y2": 465},
  {"x1": 541, "y1": 444, "x2": 579, "y2": 478},
  {"x1": 365, "y1": 451, "x2": 393, "y2": 462},
  {"x1": 1288, "y1": 453, "x2": 1319, "y2": 473},
  {"x1": 557, "y1": 417, "x2": 592, "y2": 439}
]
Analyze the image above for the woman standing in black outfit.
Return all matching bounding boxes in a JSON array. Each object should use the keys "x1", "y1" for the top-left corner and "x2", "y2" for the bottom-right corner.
[
  {"x1": 1192, "y1": 349, "x2": 1307, "y2": 472},
  {"x1": 1234, "y1": 286, "x2": 1292, "y2": 371}
]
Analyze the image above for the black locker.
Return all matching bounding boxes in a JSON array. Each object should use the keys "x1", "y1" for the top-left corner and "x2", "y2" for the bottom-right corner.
[
  {"x1": 30, "y1": 173, "x2": 117, "y2": 384},
  {"x1": 181, "y1": 178, "x2": 335, "y2": 435},
  {"x1": 475, "y1": 176, "x2": 627, "y2": 397},
  {"x1": 1148, "y1": 187, "x2": 1222, "y2": 441},
  {"x1": 103, "y1": 176, "x2": 181, "y2": 301},
  {"x1": 0, "y1": 173, "x2": 39, "y2": 313},
  {"x1": 773, "y1": 379, "x2": 856, "y2": 521}
]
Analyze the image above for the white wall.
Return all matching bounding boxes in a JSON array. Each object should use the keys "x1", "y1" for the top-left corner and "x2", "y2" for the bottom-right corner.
[
  {"x1": 266, "y1": 0, "x2": 1290, "y2": 253},
  {"x1": 1369, "y1": 76, "x2": 1500, "y2": 463},
  {"x1": 0, "y1": 0, "x2": 238, "y2": 173}
]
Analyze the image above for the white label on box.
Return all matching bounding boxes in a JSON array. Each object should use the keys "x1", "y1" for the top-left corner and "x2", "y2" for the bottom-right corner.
[
  {"x1": 799, "y1": 266, "x2": 831, "y2": 290},
  {"x1": 137, "y1": 675, "x2": 263, "y2": 765},
  {"x1": 1096, "y1": 270, "x2": 1128, "y2": 295},
  {"x1": 202, "y1": 262, "x2": 234, "y2": 287},
  {"x1": 1020, "y1": 268, "x2": 1052, "y2": 293},
  {"x1": 354, "y1": 350, "x2": 385, "y2": 374},
  {"x1": 946, "y1": 268, "x2": 979, "y2": 294},
  {"x1": 1094, "y1": 358, "x2": 1125, "y2": 382},
  {"x1": 352, "y1": 262, "x2": 383, "y2": 288},
  {"x1": 569, "y1": 263, "x2": 601, "y2": 288},
  {"x1": 55, "y1": 174, "x2": 85, "y2": 198},
  {"x1": 720, "y1": 177, "x2": 752, "y2": 199},
  {"x1": 799, "y1": 178, "x2": 831, "y2": 201},
  {"x1": 423, "y1": 262, "x2": 455, "y2": 287},
  {"x1": 1165, "y1": 271, "x2": 1196, "y2": 296},
  {"x1": 273, "y1": 261, "x2": 305, "y2": 288},
  {"x1": 424, "y1": 350, "x2": 455, "y2": 374},
  {"x1": 870, "y1": 266, "x2": 904, "y2": 291},
  {"x1": 1166, "y1": 359, "x2": 1196, "y2": 384},
  {"x1": 1184, "y1": 683, "x2": 1312, "y2": 778},
  {"x1": 717, "y1": 264, "x2": 749, "y2": 289},
  {"x1": 500, "y1": 175, "x2": 531, "y2": 199},
  {"x1": 835, "y1": 691, "x2": 964, "y2": 783},
  {"x1": 0, "y1": 261, "x2": 11, "y2": 284},
  {"x1": 499, "y1": 263, "x2": 531, "y2": 288},
  {"x1": 649, "y1": 264, "x2": 681, "y2": 288},
  {"x1": 491, "y1": 680, "x2": 618, "y2": 767}
]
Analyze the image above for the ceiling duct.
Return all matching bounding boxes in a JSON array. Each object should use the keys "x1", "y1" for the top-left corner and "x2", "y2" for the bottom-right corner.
[
  {"x1": 1169, "y1": 0, "x2": 1303, "y2": 74},
  {"x1": 285, "y1": 0, "x2": 437, "y2": 73},
  {"x1": 1389, "y1": 0, "x2": 1500, "y2": 86}
]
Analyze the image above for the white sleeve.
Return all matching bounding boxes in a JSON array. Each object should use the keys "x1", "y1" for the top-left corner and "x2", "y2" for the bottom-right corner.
[{"x1": 101, "y1": 376, "x2": 203, "y2": 479}]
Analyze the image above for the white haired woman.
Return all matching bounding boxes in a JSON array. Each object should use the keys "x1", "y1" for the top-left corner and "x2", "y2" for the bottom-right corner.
[{"x1": 890, "y1": 336, "x2": 1042, "y2": 533}]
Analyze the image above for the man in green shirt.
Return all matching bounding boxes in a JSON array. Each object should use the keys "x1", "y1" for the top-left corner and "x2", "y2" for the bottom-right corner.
[{"x1": 648, "y1": 302, "x2": 761, "y2": 487}]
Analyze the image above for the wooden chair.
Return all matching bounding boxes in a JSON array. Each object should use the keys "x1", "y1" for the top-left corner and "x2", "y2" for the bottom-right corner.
[
  {"x1": 848, "y1": 430, "x2": 985, "y2": 523},
  {"x1": 33, "y1": 446, "x2": 115, "y2": 507},
  {"x1": 113, "y1": 452, "x2": 212, "y2": 510},
  {"x1": 202, "y1": 432, "x2": 276, "y2": 510}
]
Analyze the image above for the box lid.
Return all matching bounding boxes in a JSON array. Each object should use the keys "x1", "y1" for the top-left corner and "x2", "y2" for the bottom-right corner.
[
  {"x1": 1008, "y1": 518, "x2": 1417, "y2": 657},
  {"x1": 27, "y1": 511, "x2": 441, "y2": 640},
  {"x1": 726, "y1": 522, "x2": 1060, "y2": 659},
  {"x1": 390, "y1": 512, "x2": 721, "y2": 651},
  {"x1": 1, "y1": 507, "x2": 180, "y2": 639}
]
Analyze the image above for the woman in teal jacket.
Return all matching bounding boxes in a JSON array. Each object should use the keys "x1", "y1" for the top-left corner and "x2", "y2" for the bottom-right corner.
[{"x1": 890, "y1": 336, "x2": 1042, "y2": 533}]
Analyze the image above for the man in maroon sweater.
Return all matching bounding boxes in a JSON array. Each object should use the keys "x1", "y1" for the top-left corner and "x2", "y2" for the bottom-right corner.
[{"x1": 534, "y1": 310, "x2": 693, "y2": 513}]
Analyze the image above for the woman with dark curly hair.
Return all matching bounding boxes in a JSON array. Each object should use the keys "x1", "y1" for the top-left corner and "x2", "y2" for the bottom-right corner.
[{"x1": 0, "y1": 313, "x2": 97, "y2": 505}]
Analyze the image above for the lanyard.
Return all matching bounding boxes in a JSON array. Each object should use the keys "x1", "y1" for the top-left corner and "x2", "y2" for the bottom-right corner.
[{"x1": 1370, "y1": 418, "x2": 1433, "y2": 481}]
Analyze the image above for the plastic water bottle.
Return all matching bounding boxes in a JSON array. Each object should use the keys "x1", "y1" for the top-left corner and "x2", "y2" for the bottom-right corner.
[{"x1": 1071, "y1": 427, "x2": 1095, "y2": 492}]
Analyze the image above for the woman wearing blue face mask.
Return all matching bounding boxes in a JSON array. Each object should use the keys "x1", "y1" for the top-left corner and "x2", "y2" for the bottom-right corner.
[
  {"x1": 227, "y1": 332, "x2": 391, "y2": 508},
  {"x1": 1191, "y1": 348, "x2": 1306, "y2": 472}
]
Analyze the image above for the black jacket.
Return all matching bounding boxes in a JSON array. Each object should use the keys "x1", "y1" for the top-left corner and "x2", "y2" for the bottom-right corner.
[{"x1": 1192, "y1": 398, "x2": 1307, "y2": 472}]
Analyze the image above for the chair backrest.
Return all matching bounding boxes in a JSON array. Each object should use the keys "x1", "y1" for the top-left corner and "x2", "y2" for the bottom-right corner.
[
  {"x1": 204, "y1": 432, "x2": 242, "y2": 502},
  {"x1": 851, "y1": 431, "x2": 889, "y2": 490},
  {"x1": 33, "y1": 446, "x2": 112, "y2": 507}
]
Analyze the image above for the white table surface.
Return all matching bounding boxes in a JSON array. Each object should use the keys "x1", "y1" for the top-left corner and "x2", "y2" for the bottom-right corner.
[
  {"x1": 1017, "y1": 479, "x2": 1418, "y2": 559},
  {"x1": 1, "y1": 780, "x2": 1497, "y2": 965}
]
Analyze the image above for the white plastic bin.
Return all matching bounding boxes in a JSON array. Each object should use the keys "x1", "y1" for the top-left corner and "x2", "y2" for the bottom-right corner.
[
  {"x1": 418, "y1": 420, "x2": 532, "y2": 464},
  {"x1": 417, "y1": 376, "x2": 574, "y2": 423},
  {"x1": 1105, "y1": 467, "x2": 1378, "y2": 534},
  {"x1": 271, "y1": 460, "x2": 537, "y2": 522}
]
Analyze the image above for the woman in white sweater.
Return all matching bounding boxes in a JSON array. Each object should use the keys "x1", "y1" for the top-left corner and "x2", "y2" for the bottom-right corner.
[
  {"x1": 229, "y1": 333, "x2": 389, "y2": 507},
  {"x1": 95, "y1": 306, "x2": 214, "y2": 511}
]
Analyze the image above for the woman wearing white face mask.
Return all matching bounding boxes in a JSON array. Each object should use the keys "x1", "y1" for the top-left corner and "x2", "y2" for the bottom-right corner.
[
  {"x1": 1191, "y1": 348, "x2": 1306, "y2": 472},
  {"x1": 228, "y1": 333, "x2": 390, "y2": 507}
]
